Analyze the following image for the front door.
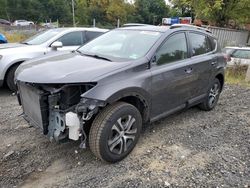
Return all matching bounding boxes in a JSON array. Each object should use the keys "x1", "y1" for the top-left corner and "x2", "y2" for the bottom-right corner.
[
  {"x1": 57, "y1": 31, "x2": 85, "y2": 51},
  {"x1": 150, "y1": 32, "x2": 196, "y2": 119},
  {"x1": 47, "y1": 31, "x2": 85, "y2": 53}
]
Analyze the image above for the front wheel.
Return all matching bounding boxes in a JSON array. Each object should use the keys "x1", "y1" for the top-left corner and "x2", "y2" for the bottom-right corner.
[
  {"x1": 89, "y1": 102, "x2": 142, "y2": 163},
  {"x1": 199, "y1": 78, "x2": 221, "y2": 111}
]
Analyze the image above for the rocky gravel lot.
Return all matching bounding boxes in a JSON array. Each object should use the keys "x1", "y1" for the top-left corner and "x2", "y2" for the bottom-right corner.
[{"x1": 0, "y1": 84, "x2": 249, "y2": 188}]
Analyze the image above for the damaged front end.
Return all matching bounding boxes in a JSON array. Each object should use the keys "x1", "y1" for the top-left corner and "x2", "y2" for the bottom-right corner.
[{"x1": 17, "y1": 81, "x2": 106, "y2": 147}]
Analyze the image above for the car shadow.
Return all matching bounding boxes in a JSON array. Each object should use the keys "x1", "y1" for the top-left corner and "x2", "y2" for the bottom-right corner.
[{"x1": 0, "y1": 87, "x2": 13, "y2": 97}]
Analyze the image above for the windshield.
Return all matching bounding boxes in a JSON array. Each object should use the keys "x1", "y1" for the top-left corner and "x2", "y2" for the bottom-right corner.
[
  {"x1": 22, "y1": 29, "x2": 62, "y2": 45},
  {"x1": 78, "y1": 30, "x2": 162, "y2": 61}
]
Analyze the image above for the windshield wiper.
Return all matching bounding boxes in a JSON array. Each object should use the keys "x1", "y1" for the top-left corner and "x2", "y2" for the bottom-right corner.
[
  {"x1": 76, "y1": 50, "x2": 112, "y2": 62},
  {"x1": 91, "y1": 54, "x2": 112, "y2": 62}
]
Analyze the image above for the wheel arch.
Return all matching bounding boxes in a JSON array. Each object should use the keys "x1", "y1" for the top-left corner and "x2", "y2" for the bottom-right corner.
[
  {"x1": 4, "y1": 60, "x2": 25, "y2": 83},
  {"x1": 215, "y1": 73, "x2": 224, "y2": 90},
  {"x1": 104, "y1": 88, "x2": 151, "y2": 123},
  {"x1": 118, "y1": 95, "x2": 150, "y2": 123}
]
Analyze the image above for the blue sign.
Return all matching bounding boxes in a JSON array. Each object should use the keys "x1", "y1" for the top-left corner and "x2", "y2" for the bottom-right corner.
[{"x1": 171, "y1": 17, "x2": 180, "y2": 25}]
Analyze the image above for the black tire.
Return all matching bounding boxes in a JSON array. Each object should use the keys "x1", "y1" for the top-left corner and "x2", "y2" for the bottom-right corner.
[
  {"x1": 6, "y1": 64, "x2": 19, "y2": 91},
  {"x1": 199, "y1": 78, "x2": 221, "y2": 111},
  {"x1": 89, "y1": 102, "x2": 142, "y2": 163}
]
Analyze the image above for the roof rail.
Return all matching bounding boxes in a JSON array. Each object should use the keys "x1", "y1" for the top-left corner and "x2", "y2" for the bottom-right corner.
[{"x1": 170, "y1": 24, "x2": 212, "y2": 33}]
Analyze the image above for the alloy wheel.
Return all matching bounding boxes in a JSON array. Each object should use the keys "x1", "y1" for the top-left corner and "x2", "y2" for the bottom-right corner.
[
  {"x1": 108, "y1": 115, "x2": 137, "y2": 155},
  {"x1": 208, "y1": 83, "x2": 220, "y2": 108}
]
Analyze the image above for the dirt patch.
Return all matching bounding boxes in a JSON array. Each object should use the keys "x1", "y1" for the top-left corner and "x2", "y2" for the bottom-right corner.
[{"x1": 0, "y1": 85, "x2": 249, "y2": 187}]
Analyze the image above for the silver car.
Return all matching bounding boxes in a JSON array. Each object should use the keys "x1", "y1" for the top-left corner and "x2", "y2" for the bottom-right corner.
[
  {"x1": 12, "y1": 20, "x2": 34, "y2": 26},
  {"x1": 222, "y1": 46, "x2": 250, "y2": 66},
  {"x1": 0, "y1": 27, "x2": 108, "y2": 90}
]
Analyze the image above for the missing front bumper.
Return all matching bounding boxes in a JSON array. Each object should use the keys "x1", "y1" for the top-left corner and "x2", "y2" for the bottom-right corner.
[{"x1": 18, "y1": 82, "x2": 49, "y2": 134}]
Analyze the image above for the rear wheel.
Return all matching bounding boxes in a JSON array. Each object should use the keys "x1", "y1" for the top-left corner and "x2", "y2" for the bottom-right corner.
[
  {"x1": 6, "y1": 64, "x2": 19, "y2": 91},
  {"x1": 89, "y1": 102, "x2": 142, "y2": 163},
  {"x1": 199, "y1": 78, "x2": 221, "y2": 111}
]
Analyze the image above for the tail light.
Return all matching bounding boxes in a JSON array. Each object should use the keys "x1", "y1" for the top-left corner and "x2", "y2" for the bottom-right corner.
[{"x1": 223, "y1": 54, "x2": 231, "y2": 62}]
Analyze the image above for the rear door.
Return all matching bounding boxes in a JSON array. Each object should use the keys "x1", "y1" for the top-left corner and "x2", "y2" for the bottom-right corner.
[
  {"x1": 150, "y1": 32, "x2": 197, "y2": 119},
  {"x1": 186, "y1": 32, "x2": 216, "y2": 99}
]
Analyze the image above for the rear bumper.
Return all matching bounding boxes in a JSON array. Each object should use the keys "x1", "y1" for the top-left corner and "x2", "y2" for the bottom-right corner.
[{"x1": 0, "y1": 80, "x2": 3, "y2": 87}]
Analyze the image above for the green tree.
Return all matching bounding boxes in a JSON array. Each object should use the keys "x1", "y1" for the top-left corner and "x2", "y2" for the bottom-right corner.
[
  {"x1": 106, "y1": 0, "x2": 129, "y2": 25},
  {"x1": 171, "y1": 0, "x2": 250, "y2": 27},
  {"x1": 0, "y1": 0, "x2": 72, "y2": 24},
  {"x1": 134, "y1": 0, "x2": 170, "y2": 25},
  {"x1": 75, "y1": 0, "x2": 90, "y2": 25},
  {"x1": 75, "y1": 0, "x2": 135, "y2": 26},
  {"x1": 38, "y1": 0, "x2": 72, "y2": 24},
  {"x1": 169, "y1": 0, "x2": 192, "y2": 17},
  {"x1": 0, "y1": 0, "x2": 8, "y2": 20}
]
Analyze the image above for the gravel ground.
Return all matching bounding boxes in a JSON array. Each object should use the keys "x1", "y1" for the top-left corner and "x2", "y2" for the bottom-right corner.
[{"x1": 0, "y1": 84, "x2": 249, "y2": 188}]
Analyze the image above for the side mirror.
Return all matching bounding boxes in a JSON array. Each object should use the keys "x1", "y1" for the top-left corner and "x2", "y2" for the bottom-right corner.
[
  {"x1": 51, "y1": 41, "x2": 63, "y2": 50},
  {"x1": 151, "y1": 55, "x2": 157, "y2": 63}
]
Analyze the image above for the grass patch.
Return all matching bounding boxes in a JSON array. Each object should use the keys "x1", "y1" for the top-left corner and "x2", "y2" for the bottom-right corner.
[
  {"x1": 225, "y1": 65, "x2": 250, "y2": 87},
  {"x1": 0, "y1": 29, "x2": 34, "y2": 43},
  {"x1": 3, "y1": 31, "x2": 27, "y2": 43}
]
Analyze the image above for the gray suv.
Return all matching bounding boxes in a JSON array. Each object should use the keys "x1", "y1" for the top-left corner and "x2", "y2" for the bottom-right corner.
[{"x1": 16, "y1": 25, "x2": 226, "y2": 163}]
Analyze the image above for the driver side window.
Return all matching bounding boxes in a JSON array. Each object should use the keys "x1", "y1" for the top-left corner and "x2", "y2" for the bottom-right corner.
[
  {"x1": 156, "y1": 33, "x2": 188, "y2": 65},
  {"x1": 57, "y1": 31, "x2": 85, "y2": 46}
]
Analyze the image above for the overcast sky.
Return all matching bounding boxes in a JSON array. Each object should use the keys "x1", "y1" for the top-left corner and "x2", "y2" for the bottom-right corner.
[{"x1": 165, "y1": 0, "x2": 171, "y2": 5}]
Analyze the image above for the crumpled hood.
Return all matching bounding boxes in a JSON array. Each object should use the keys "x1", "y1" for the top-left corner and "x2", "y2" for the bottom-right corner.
[
  {"x1": 0, "y1": 43, "x2": 26, "y2": 50},
  {"x1": 16, "y1": 52, "x2": 131, "y2": 83}
]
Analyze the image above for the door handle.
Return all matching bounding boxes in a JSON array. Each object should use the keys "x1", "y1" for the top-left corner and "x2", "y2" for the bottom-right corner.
[
  {"x1": 185, "y1": 67, "x2": 193, "y2": 74},
  {"x1": 211, "y1": 61, "x2": 217, "y2": 66}
]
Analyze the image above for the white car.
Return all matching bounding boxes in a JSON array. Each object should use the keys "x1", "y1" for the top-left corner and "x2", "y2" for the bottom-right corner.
[
  {"x1": 13, "y1": 20, "x2": 34, "y2": 26},
  {"x1": 223, "y1": 46, "x2": 250, "y2": 66},
  {"x1": 0, "y1": 27, "x2": 108, "y2": 90}
]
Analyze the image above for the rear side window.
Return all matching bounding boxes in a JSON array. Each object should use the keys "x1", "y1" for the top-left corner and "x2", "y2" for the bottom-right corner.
[
  {"x1": 156, "y1": 32, "x2": 188, "y2": 65},
  {"x1": 232, "y1": 50, "x2": 250, "y2": 59},
  {"x1": 189, "y1": 32, "x2": 211, "y2": 56},
  {"x1": 86, "y1": 31, "x2": 104, "y2": 41},
  {"x1": 58, "y1": 31, "x2": 84, "y2": 46}
]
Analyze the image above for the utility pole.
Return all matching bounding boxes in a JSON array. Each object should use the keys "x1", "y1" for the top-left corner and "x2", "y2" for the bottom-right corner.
[
  {"x1": 117, "y1": 19, "x2": 120, "y2": 28},
  {"x1": 153, "y1": 15, "x2": 157, "y2": 25},
  {"x1": 72, "y1": 0, "x2": 76, "y2": 27}
]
